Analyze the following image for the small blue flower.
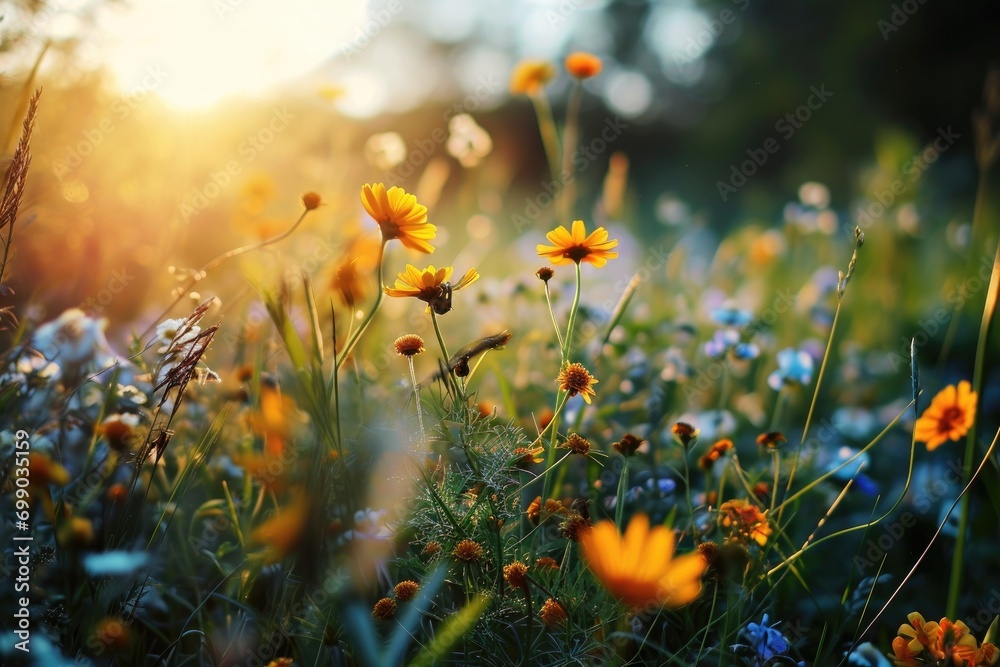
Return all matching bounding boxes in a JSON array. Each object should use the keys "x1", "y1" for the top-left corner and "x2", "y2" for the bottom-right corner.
[
  {"x1": 825, "y1": 446, "x2": 878, "y2": 496},
  {"x1": 711, "y1": 304, "x2": 753, "y2": 327},
  {"x1": 846, "y1": 642, "x2": 891, "y2": 667},
  {"x1": 768, "y1": 348, "x2": 814, "y2": 390},
  {"x1": 733, "y1": 341, "x2": 761, "y2": 360},
  {"x1": 744, "y1": 614, "x2": 789, "y2": 661},
  {"x1": 646, "y1": 477, "x2": 676, "y2": 495},
  {"x1": 705, "y1": 329, "x2": 739, "y2": 358},
  {"x1": 704, "y1": 329, "x2": 759, "y2": 360}
]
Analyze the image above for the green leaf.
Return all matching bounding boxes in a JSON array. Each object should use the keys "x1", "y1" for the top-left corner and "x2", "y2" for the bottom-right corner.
[
  {"x1": 984, "y1": 615, "x2": 998, "y2": 645},
  {"x1": 408, "y1": 593, "x2": 490, "y2": 667}
]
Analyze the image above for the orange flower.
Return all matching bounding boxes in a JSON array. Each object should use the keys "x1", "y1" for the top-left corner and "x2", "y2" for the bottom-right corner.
[
  {"x1": 719, "y1": 499, "x2": 772, "y2": 547},
  {"x1": 580, "y1": 514, "x2": 705, "y2": 608},
  {"x1": 247, "y1": 385, "x2": 297, "y2": 457},
  {"x1": 898, "y1": 612, "x2": 941, "y2": 656},
  {"x1": 384, "y1": 264, "x2": 479, "y2": 314},
  {"x1": 539, "y1": 598, "x2": 567, "y2": 628},
  {"x1": 330, "y1": 234, "x2": 382, "y2": 307},
  {"x1": 28, "y1": 453, "x2": 70, "y2": 487},
  {"x1": 934, "y1": 618, "x2": 977, "y2": 664},
  {"x1": 503, "y1": 561, "x2": 529, "y2": 590},
  {"x1": 512, "y1": 445, "x2": 545, "y2": 466},
  {"x1": 565, "y1": 52, "x2": 603, "y2": 79},
  {"x1": 557, "y1": 362, "x2": 599, "y2": 404},
  {"x1": 361, "y1": 183, "x2": 436, "y2": 253},
  {"x1": 893, "y1": 636, "x2": 919, "y2": 666},
  {"x1": 509, "y1": 60, "x2": 556, "y2": 96},
  {"x1": 249, "y1": 492, "x2": 310, "y2": 563},
  {"x1": 977, "y1": 642, "x2": 1000, "y2": 666},
  {"x1": 915, "y1": 381, "x2": 978, "y2": 451},
  {"x1": 537, "y1": 219, "x2": 619, "y2": 268}
]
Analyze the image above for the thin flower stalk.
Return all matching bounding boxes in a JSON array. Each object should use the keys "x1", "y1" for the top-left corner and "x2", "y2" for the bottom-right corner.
[
  {"x1": 782, "y1": 226, "x2": 863, "y2": 524},
  {"x1": 562, "y1": 262, "x2": 582, "y2": 363},
  {"x1": 559, "y1": 80, "x2": 583, "y2": 221},
  {"x1": 543, "y1": 281, "x2": 564, "y2": 351},
  {"x1": 336, "y1": 241, "x2": 386, "y2": 371},
  {"x1": 947, "y1": 235, "x2": 1000, "y2": 618}
]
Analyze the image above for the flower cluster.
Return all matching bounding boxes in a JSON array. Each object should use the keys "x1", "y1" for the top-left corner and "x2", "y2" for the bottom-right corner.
[
  {"x1": 892, "y1": 613, "x2": 998, "y2": 667},
  {"x1": 719, "y1": 499, "x2": 772, "y2": 547}
]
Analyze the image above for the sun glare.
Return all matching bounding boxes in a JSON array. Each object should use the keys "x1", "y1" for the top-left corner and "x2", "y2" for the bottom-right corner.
[{"x1": 92, "y1": 0, "x2": 367, "y2": 110}]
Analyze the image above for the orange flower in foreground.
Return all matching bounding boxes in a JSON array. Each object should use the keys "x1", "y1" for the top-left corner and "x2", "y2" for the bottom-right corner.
[
  {"x1": 384, "y1": 264, "x2": 479, "y2": 314},
  {"x1": 915, "y1": 380, "x2": 977, "y2": 451},
  {"x1": 580, "y1": 514, "x2": 705, "y2": 608},
  {"x1": 247, "y1": 385, "x2": 297, "y2": 457},
  {"x1": 249, "y1": 492, "x2": 310, "y2": 563},
  {"x1": 565, "y1": 52, "x2": 603, "y2": 79},
  {"x1": 361, "y1": 183, "x2": 436, "y2": 253},
  {"x1": 510, "y1": 60, "x2": 556, "y2": 96},
  {"x1": 537, "y1": 220, "x2": 619, "y2": 268}
]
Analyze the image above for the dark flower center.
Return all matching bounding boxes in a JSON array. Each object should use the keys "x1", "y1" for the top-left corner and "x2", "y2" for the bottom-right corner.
[
  {"x1": 564, "y1": 245, "x2": 591, "y2": 262},
  {"x1": 939, "y1": 406, "x2": 964, "y2": 433}
]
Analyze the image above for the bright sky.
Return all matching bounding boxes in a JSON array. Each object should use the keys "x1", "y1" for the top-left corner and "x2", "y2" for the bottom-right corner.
[{"x1": 89, "y1": 0, "x2": 368, "y2": 109}]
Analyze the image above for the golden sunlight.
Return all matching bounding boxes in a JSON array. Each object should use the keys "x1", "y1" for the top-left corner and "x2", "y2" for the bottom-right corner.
[{"x1": 93, "y1": 0, "x2": 367, "y2": 109}]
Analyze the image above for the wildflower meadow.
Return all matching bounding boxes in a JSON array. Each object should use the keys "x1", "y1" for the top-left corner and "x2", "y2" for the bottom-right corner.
[{"x1": 1, "y1": 1, "x2": 999, "y2": 665}]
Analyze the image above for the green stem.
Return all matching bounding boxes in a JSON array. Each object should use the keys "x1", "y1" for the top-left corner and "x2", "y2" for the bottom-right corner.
[
  {"x1": 562, "y1": 263, "x2": 582, "y2": 363},
  {"x1": 522, "y1": 590, "x2": 533, "y2": 666},
  {"x1": 431, "y1": 310, "x2": 464, "y2": 400},
  {"x1": 540, "y1": 390, "x2": 566, "y2": 505},
  {"x1": 769, "y1": 450, "x2": 780, "y2": 516},
  {"x1": 682, "y1": 446, "x2": 698, "y2": 541},
  {"x1": 947, "y1": 234, "x2": 1000, "y2": 618},
  {"x1": 407, "y1": 356, "x2": 426, "y2": 445},
  {"x1": 769, "y1": 387, "x2": 787, "y2": 433},
  {"x1": 142, "y1": 208, "x2": 314, "y2": 340},
  {"x1": 560, "y1": 81, "x2": 583, "y2": 222},
  {"x1": 336, "y1": 241, "x2": 387, "y2": 371},
  {"x1": 615, "y1": 458, "x2": 630, "y2": 528},
  {"x1": 543, "y1": 283, "x2": 564, "y2": 351},
  {"x1": 531, "y1": 92, "x2": 562, "y2": 185},
  {"x1": 781, "y1": 301, "x2": 842, "y2": 525}
]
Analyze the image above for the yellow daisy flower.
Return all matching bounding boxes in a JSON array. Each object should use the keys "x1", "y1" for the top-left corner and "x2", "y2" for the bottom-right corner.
[
  {"x1": 361, "y1": 183, "x2": 437, "y2": 253},
  {"x1": 537, "y1": 219, "x2": 619, "y2": 267},
  {"x1": 384, "y1": 264, "x2": 479, "y2": 314}
]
